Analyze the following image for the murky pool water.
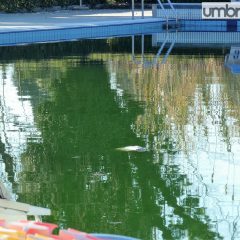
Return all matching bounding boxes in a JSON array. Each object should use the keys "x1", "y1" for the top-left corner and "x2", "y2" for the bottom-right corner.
[{"x1": 0, "y1": 34, "x2": 240, "y2": 239}]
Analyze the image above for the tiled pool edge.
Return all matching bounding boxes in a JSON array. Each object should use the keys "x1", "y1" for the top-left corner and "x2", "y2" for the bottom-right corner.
[{"x1": 0, "y1": 19, "x2": 164, "y2": 46}]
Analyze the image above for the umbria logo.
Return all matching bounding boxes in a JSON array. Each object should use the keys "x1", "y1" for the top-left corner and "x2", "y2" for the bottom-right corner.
[{"x1": 202, "y1": 2, "x2": 240, "y2": 19}]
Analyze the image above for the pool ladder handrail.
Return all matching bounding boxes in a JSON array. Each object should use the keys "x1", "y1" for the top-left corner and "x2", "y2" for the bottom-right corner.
[{"x1": 156, "y1": 0, "x2": 178, "y2": 27}]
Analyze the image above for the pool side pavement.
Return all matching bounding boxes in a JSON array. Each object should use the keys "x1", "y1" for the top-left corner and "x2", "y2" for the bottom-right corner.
[
  {"x1": 0, "y1": 9, "x2": 164, "y2": 46},
  {"x1": 0, "y1": 9, "x2": 160, "y2": 32}
]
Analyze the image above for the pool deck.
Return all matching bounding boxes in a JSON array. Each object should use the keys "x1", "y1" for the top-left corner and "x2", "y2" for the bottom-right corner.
[
  {"x1": 0, "y1": 9, "x2": 164, "y2": 46},
  {"x1": 0, "y1": 9, "x2": 157, "y2": 33}
]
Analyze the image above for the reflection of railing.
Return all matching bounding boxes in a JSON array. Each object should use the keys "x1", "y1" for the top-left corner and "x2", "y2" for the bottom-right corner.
[
  {"x1": 132, "y1": 30, "x2": 240, "y2": 71},
  {"x1": 151, "y1": 31, "x2": 240, "y2": 74},
  {"x1": 131, "y1": 33, "x2": 175, "y2": 68}
]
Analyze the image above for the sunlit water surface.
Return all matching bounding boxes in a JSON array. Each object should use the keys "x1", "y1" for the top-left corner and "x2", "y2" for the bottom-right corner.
[{"x1": 0, "y1": 37, "x2": 239, "y2": 239}]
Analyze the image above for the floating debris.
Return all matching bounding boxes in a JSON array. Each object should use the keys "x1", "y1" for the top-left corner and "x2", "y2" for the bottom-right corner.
[
  {"x1": 116, "y1": 146, "x2": 147, "y2": 152},
  {"x1": 108, "y1": 221, "x2": 123, "y2": 225}
]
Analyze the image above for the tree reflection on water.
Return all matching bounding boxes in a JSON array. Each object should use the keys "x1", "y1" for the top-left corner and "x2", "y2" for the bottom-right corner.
[{"x1": 0, "y1": 39, "x2": 239, "y2": 239}]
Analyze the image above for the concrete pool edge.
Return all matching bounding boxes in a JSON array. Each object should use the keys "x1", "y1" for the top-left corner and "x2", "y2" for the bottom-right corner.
[{"x1": 0, "y1": 18, "x2": 164, "y2": 46}]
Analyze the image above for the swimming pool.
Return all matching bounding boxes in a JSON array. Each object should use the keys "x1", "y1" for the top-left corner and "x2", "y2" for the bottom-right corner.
[{"x1": 0, "y1": 26, "x2": 240, "y2": 239}]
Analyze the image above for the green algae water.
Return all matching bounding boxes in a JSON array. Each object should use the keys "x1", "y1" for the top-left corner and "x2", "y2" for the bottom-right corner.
[{"x1": 0, "y1": 37, "x2": 240, "y2": 239}]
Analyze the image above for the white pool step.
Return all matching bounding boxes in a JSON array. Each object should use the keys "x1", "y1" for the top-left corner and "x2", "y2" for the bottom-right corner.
[{"x1": 0, "y1": 199, "x2": 51, "y2": 221}]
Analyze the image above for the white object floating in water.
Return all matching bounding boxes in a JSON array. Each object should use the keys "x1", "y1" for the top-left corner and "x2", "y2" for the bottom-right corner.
[{"x1": 116, "y1": 146, "x2": 146, "y2": 152}]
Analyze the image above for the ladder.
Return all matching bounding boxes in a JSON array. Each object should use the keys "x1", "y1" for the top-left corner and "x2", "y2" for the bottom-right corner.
[
  {"x1": 157, "y1": 0, "x2": 177, "y2": 25},
  {"x1": 131, "y1": 32, "x2": 176, "y2": 68}
]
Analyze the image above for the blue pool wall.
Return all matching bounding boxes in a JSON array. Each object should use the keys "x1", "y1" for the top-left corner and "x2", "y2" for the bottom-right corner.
[{"x1": 179, "y1": 20, "x2": 240, "y2": 32}]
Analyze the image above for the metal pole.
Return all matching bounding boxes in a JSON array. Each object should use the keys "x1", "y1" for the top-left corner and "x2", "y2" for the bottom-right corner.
[
  {"x1": 141, "y1": 0, "x2": 144, "y2": 18},
  {"x1": 132, "y1": 0, "x2": 134, "y2": 19},
  {"x1": 80, "y1": 0, "x2": 82, "y2": 8}
]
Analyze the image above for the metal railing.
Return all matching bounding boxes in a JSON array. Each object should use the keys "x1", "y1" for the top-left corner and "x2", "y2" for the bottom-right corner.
[
  {"x1": 155, "y1": 0, "x2": 177, "y2": 20},
  {"x1": 131, "y1": 33, "x2": 176, "y2": 68},
  {"x1": 131, "y1": 0, "x2": 145, "y2": 19}
]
